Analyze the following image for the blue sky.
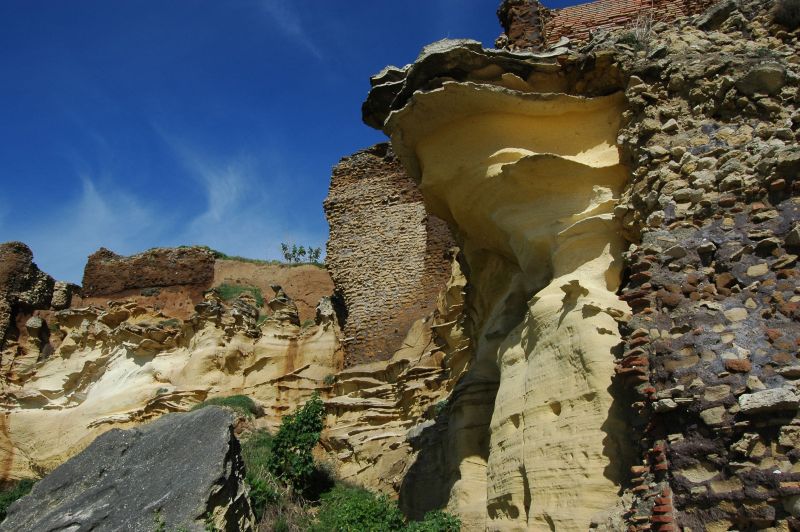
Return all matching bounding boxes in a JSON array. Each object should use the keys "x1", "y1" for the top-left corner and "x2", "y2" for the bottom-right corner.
[{"x1": 0, "y1": 0, "x2": 578, "y2": 283}]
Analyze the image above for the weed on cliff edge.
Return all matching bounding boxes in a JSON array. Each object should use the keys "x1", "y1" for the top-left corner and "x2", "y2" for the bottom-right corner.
[{"x1": 191, "y1": 395, "x2": 259, "y2": 419}]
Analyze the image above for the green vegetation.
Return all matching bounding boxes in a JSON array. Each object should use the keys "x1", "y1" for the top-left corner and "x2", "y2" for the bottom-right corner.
[
  {"x1": 267, "y1": 393, "x2": 325, "y2": 493},
  {"x1": 280, "y1": 243, "x2": 322, "y2": 264},
  {"x1": 433, "y1": 399, "x2": 449, "y2": 418},
  {"x1": 300, "y1": 318, "x2": 315, "y2": 329},
  {"x1": 311, "y1": 485, "x2": 405, "y2": 532},
  {"x1": 191, "y1": 395, "x2": 259, "y2": 419},
  {"x1": 238, "y1": 393, "x2": 460, "y2": 531},
  {"x1": 407, "y1": 511, "x2": 462, "y2": 531},
  {"x1": 322, "y1": 374, "x2": 335, "y2": 386},
  {"x1": 0, "y1": 479, "x2": 35, "y2": 520},
  {"x1": 213, "y1": 283, "x2": 264, "y2": 307},
  {"x1": 774, "y1": 0, "x2": 800, "y2": 29},
  {"x1": 311, "y1": 486, "x2": 461, "y2": 532},
  {"x1": 240, "y1": 430, "x2": 281, "y2": 520}
]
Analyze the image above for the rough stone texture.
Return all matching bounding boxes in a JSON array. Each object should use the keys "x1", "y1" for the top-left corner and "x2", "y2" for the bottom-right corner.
[
  {"x1": 324, "y1": 143, "x2": 454, "y2": 365},
  {"x1": 495, "y1": 0, "x2": 548, "y2": 51},
  {"x1": 610, "y1": 0, "x2": 800, "y2": 529},
  {"x1": 364, "y1": 0, "x2": 800, "y2": 528},
  {"x1": 0, "y1": 406, "x2": 254, "y2": 532},
  {"x1": 495, "y1": 0, "x2": 718, "y2": 48},
  {"x1": 81, "y1": 246, "x2": 216, "y2": 297},
  {"x1": 0, "y1": 242, "x2": 54, "y2": 350},
  {"x1": 0, "y1": 290, "x2": 341, "y2": 480}
]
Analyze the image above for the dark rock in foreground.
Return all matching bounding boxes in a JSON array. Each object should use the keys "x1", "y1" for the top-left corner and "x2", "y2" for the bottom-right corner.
[{"x1": 1, "y1": 406, "x2": 254, "y2": 532}]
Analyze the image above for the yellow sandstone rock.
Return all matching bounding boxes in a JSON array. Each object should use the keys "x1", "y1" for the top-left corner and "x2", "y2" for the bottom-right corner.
[{"x1": 385, "y1": 82, "x2": 633, "y2": 530}]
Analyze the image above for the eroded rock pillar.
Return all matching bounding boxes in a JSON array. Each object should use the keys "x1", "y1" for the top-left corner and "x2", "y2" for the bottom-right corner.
[{"x1": 387, "y1": 85, "x2": 632, "y2": 530}]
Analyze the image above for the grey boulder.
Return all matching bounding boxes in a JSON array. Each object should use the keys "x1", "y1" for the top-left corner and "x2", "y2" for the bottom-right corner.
[{"x1": 1, "y1": 406, "x2": 254, "y2": 532}]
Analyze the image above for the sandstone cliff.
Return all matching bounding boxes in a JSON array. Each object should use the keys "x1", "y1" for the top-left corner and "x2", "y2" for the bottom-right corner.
[
  {"x1": 364, "y1": 0, "x2": 800, "y2": 529},
  {"x1": 2, "y1": 1, "x2": 799, "y2": 531}
]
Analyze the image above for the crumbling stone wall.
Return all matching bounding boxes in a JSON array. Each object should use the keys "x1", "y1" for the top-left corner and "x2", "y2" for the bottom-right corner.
[
  {"x1": 324, "y1": 143, "x2": 454, "y2": 365},
  {"x1": 496, "y1": 0, "x2": 718, "y2": 49},
  {"x1": 82, "y1": 246, "x2": 215, "y2": 296},
  {"x1": 609, "y1": 1, "x2": 800, "y2": 529}
]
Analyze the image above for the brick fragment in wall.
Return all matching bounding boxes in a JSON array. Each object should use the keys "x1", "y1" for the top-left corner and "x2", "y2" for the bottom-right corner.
[{"x1": 324, "y1": 143, "x2": 454, "y2": 366}]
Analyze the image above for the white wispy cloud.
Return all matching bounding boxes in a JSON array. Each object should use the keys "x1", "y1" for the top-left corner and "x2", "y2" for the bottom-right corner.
[
  {"x1": 158, "y1": 132, "x2": 324, "y2": 263},
  {"x1": 15, "y1": 177, "x2": 166, "y2": 283},
  {"x1": 260, "y1": 0, "x2": 323, "y2": 60}
]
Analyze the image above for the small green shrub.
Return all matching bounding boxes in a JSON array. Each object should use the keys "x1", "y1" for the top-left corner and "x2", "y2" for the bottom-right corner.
[
  {"x1": 406, "y1": 510, "x2": 461, "y2": 531},
  {"x1": 322, "y1": 374, "x2": 335, "y2": 386},
  {"x1": 273, "y1": 516, "x2": 289, "y2": 532},
  {"x1": 267, "y1": 393, "x2": 325, "y2": 493},
  {"x1": 0, "y1": 479, "x2": 35, "y2": 520},
  {"x1": 191, "y1": 395, "x2": 259, "y2": 419},
  {"x1": 300, "y1": 319, "x2": 314, "y2": 329},
  {"x1": 311, "y1": 485, "x2": 405, "y2": 532},
  {"x1": 240, "y1": 429, "x2": 278, "y2": 520},
  {"x1": 774, "y1": 0, "x2": 800, "y2": 29},
  {"x1": 214, "y1": 284, "x2": 264, "y2": 307}
]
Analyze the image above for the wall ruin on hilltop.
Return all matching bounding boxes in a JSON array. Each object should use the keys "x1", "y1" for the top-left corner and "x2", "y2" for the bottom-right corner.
[
  {"x1": 496, "y1": 0, "x2": 718, "y2": 49},
  {"x1": 324, "y1": 144, "x2": 455, "y2": 365}
]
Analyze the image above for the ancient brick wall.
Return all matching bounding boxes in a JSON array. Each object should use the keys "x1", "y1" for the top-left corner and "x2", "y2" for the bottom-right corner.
[
  {"x1": 546, "y1": 0, "x2": 717, "y2": 44},
  {"x1": 497, "y1": 0, "x2": 718, "y2": 48},
  {"x1": 81, "y1": 247, "x2": 215, "y2": 297},
  {"x1": 324, "y1": 143, "x2": 454, "y2": 366}
]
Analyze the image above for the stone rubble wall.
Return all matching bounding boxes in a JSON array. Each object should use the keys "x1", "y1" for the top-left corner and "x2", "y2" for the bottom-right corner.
[
  {"x1": 612, "y1": 1, "x2": 800, "y2": 529},
  {"x1": 324, "y1": 143, "x2": 454, "y2": 366},
  {"x1": 81, "y1": 246, "x2": 215, "y2": 297},
  {"x1": 496, "y1": 0, "x2": 717, "y2": 49}
]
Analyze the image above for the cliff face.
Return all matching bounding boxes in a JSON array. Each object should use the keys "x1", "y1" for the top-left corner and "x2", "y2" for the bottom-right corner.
[
  {"x1": 365, "y1": 0, "x2": 800, "y2": 529},
  {"x1": 324, "y1": 143, "x2": 455, "y2": 365},
  {"x1": 2, "y1": 1, "x2": 799, "y2": 530}
]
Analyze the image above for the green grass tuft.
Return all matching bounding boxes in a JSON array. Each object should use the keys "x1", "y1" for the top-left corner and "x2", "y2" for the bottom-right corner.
[
  {"x1": 191, "y1": 395, "x2": 259, "y2": 419},
  {"x1": 0, "y1": 479, "x2": 36, "y2": 520},
  {"x1": 214, "y1": 284, "x2": 265, "y2": 307}
]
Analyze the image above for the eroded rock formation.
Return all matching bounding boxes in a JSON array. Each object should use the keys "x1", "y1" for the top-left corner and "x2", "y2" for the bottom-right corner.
[
  {"x1": 364, "y1": 0, "x2": 800, "y2": 529},
  {"x1": 366, "y1": 39, "x2": 634, "y2": 530},
  {"x1": 0, "y1": 289, "x2": 340, "y2": 480},
  {"x1": 0, "y1": 242, "x2": 57, "y2": 351}
]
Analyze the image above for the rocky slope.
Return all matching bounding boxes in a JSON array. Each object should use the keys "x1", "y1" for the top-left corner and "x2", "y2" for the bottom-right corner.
[{"x1": 1, "y1": 406, "x2": 253, "y2": 532}]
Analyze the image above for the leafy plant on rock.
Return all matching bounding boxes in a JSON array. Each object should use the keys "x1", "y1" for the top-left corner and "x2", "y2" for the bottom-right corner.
[
  {"x1": 266, "y1": 392, "x2": 325, "y2": 493},
  {"x1": 0, "y1": 479, "x2": 35, "y2": 520},
  {"x1": 407, "y1": 510, "x2": 461, "y2": 531},
  {"x1": 311, "y1": 485, "x2": 405, "y2": 532}
]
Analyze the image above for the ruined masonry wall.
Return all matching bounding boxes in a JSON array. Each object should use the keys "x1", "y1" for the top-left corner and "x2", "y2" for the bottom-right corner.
[
  {"x1": 324, "y1": 144, "x2": 454, "y2": 366},
  {"x1": 546, "y1": 0, "x2": 717, "y2": 44}
]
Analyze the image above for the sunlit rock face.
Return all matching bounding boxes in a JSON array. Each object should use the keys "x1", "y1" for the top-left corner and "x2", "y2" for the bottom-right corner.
[
  {"x1": 0, "y1": 295, "x2": 340, "y2": 480},
  {"x1": 370, "y1": 40, "x2": 633, "y2": 530}
]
